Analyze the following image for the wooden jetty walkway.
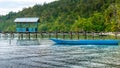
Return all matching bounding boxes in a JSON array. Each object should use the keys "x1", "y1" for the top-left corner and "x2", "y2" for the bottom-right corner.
[{"x1": 0, "y1": 32, "x2": 120, "y2": 40}]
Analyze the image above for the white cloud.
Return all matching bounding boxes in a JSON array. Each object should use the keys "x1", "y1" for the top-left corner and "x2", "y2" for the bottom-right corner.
[
  {"x1": 0, "y1": 8, "x2": 21, "y2": 15},
  {"x1": 0, "y1": 0, "x2": 56, "y2": 15}
]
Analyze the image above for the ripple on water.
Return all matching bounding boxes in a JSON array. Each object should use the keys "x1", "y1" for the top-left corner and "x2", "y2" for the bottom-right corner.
[{"x1": 0, "y1": 39, "x2": 120, "y2": 68}]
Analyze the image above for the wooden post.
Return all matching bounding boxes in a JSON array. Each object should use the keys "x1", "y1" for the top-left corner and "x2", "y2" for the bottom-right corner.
[
  {"x1": 84, "y1": 31, "x2": 87, "y2": 39},
  {"x1": 62, "y1": 32, "x2": 65, "y2": 39},
  {"x1": 21, "y1": 33, "x2": 23, "y2": 39},
  {"x1": 100, "y1": 32, "x2": 102, "y2": 39},
  {"x1": 55, "y1": 32, "x2": 58, "y2": 39},
  {"x1": 18, "y1": 33, "x2": 20, "y2": 39},
  {"x1": 25, "y1": 32, "x2": 27, "y2": 39},
  {"x1": 92, "y1": 32, "x2": 94, "y2": 40},
  {"x1": 29, "y1": 32, "x2": 30, "y2": 39},
  {"x1": 13, "y1": 33, "x2": 14, "y2": 39},
  {"x1": 77, "y1": 31, "x2": 79, "y2": 39},
  {"x1": 48, "y1": 32, "x2": 51, "y2": 38},
  {"x1": 115, "y1": 32, "x2": 118, "y2": 39},
  {"x1": 70, "y1": 32, "x2": 73, "y2": 39},
  {"x1": 35, "y1": 32, "x2": 37, "y2": 39},
  {"x1": 11, "y1": 32, "x2": 13, "y2": 39},
  {"x1": 41, "y1": 32, "x2": 43, "y2": 38},
  {"x1": 10, "y1": 33, "x2": 12, "y2": 39}
]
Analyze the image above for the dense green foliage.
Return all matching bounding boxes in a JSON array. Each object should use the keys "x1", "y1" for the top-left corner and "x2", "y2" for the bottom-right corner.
[{"x1": 0, "y1": 0, "x2": 120, "y2": 32}]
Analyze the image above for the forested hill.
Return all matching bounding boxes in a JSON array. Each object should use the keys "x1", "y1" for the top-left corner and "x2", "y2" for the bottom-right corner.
[{"x1": 0, "y1": 0, "x2": 120, "y2": 32}]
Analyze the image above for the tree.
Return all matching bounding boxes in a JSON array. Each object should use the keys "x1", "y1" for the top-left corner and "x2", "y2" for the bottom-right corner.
[
  {"x1": 71, "y1": 16, "x2": 93, "y2": 32},
  {"x1": 91, "y1": 12, "x2": 106, "y2": 32}
]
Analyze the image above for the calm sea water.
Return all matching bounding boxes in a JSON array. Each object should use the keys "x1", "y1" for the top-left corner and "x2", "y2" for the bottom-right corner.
[{"x1": 0, "y1": 35, "x2": 120, "y2": 68}]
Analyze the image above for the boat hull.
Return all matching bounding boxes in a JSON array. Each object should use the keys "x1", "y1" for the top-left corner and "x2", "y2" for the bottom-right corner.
[{"x1": 50, "y1": 38, "x2": 120, "y2": 45}]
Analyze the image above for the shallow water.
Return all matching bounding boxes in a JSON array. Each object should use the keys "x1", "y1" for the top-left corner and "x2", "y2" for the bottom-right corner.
[{"x1": 0, "y1": 37, "x2": 120, "y2": 68}]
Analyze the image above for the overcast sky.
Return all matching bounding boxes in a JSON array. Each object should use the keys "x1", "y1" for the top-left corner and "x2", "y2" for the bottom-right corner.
[{"x1": 0, "y1": 0, "x2": 56, "y2": 15}]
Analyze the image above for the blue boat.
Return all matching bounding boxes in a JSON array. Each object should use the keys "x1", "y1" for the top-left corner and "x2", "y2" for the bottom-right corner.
[{"x1": 50, "y1": 38, "x2": 120, "y2": 45}]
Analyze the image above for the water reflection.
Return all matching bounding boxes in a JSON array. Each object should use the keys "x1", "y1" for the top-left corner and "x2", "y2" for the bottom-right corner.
[{"x1": 16, "y1": 39, "x2": 40, "y2": 46}]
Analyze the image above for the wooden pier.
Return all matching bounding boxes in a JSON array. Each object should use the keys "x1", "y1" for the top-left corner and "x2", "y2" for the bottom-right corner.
[{"x1": 0, "y1": 32, "x2": 120, "y2": 40}]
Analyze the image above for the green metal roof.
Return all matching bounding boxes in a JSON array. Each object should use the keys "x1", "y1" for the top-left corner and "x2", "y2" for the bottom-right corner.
[{"x1": 14, "y1": 17, "x2": 39, "y2": 23}]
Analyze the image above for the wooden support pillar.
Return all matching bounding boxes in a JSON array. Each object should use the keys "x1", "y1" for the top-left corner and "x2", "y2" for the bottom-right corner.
[
  {"x1": 48, "y1": 32, "x2": 51, "y2": 38},
  {"x1": 92, "y1": 32, "x2": 94, "y2": 40},
  {"x1": 10, "y1": 33, "x2": 13, "y2": 39},
  {"x1": 25, "y1": 32, "x2": 27, "y2": 39},
  {"x1": 100, "y1": 32, "x2": 102, "y2": 39},
  {"x1": 55, "y1": 32, "x2": 58, "y2": 39},
  {"x1": 12, "y1": 33, "x2": 14, "y2": 39},
  {"x1": 77, "y1": 31, "x2": 79, "y2": 39},
  {"x1": 28, "y1": 32, "x2": 30, "y2": 40},
  {"x1": 10, "y1": 33, "x2": 12, "y2": 39},
  {"x1": 21, "y1": 33, "x2": 23, "y2": 39},
  {"x1": 62, "y1": 32, "x2": 65, "y2": 39},
  {"x1": 35, "y1": 32, "x2": 37, "y2": 39},
  {"x1": 70, "y1": 32, "x2": 73, "y2": 39},
  {"x1": 18, "y1": 33, "x2": 20, "y2": 39},
  {"x1": 41, "y1": 32, "x2": 43, "y2": 38},
  {"x1": 84, "y1": 31, "x2": 87, "y2": 39},
  {"x1": 115, "y1": 32, "x2": 118, "y2": 39}
]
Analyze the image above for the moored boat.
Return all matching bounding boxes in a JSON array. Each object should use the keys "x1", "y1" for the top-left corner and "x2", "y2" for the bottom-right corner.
[{"x1": 50, "y1": 38, "x2": 120, "y2": 45}]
